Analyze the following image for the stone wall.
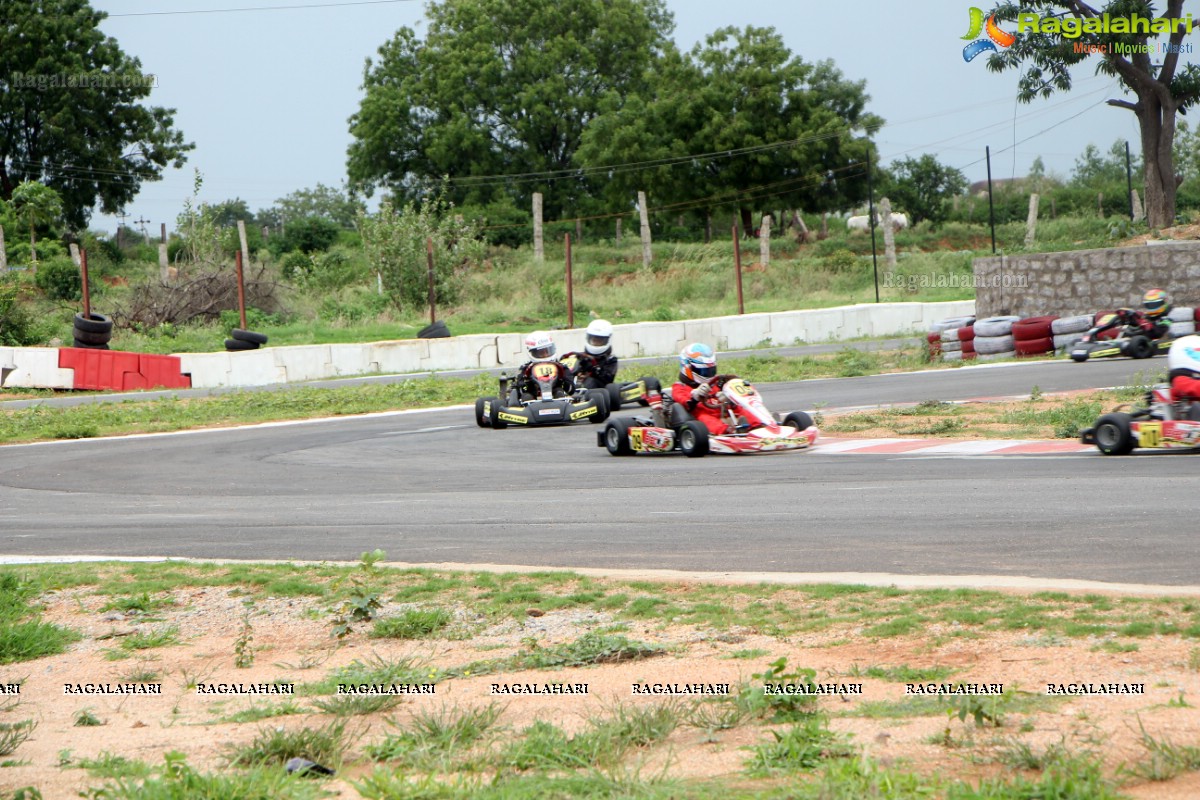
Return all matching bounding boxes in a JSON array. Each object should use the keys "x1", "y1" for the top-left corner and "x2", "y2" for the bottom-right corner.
[{"x1": 973, "y1": 241, "x2": 1200, "y2": 319}]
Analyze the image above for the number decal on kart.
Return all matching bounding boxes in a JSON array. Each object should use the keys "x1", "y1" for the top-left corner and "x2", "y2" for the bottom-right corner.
[
  {"x1": 532, "y1": 363, "x2": 558, "y2": 379},
  {"x1": 629, "y1": 428, "x2": 644, "y2": 451},
  {"x1": 1139, "y1": 422, "x2": 1162, "y2": 448},
  {"x1": 726, "y1": 379, "x2": 751, "y2": 397}
]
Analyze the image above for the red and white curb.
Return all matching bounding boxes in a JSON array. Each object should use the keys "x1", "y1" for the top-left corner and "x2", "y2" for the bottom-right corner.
[{"x1": 817, "y1": 437, "x2": 1093, "y2": 455}]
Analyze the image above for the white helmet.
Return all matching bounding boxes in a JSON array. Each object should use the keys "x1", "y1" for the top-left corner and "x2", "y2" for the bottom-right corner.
[
  {"x1": 524, "y1": 331, "x2": 556, "y2": 362},
  {"x1": 1168, "y1": 334, "x2": 1200, "y2": 374},
  {"x1": 585, "y1": 319, "x2": 614, "y2": 356}
]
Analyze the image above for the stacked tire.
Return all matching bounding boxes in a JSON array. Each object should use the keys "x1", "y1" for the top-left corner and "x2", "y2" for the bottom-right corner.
[
  {"x1": 939, "y1": 323, "x2": 975, "y2": 362},
  {"x1": 1051, "y1": 315, "x2": 1093, "y2": 353},
  {"x1": 928, "y1": 316, "x2": 974, "y2": 361},
  {"x1": 73, "y1": 312, "x2": 112, "y2": 350},
  {"x1": 972, "y1": 316, "x2": 1021, "y2": 360},
  {"x1": 225, "y1": 329, "x2": 268, "y2": 351},
  {"x1": 1169, "y1": 306, "x2": 1196, "y2": 337},
  {"x1": 1011, "y1": 315, "x2": 1058, "y2": 357}
]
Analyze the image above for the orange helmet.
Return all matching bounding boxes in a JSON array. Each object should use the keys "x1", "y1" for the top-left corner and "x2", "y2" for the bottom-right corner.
[
  {"x1": 679, "y1": 343, "x2": 717, "y2": 383},
  {"x1": 1143, "y1": 288, "x2": 1170, "y2": 319}
]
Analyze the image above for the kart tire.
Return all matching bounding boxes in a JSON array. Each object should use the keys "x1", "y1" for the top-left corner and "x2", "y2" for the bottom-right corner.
[
  {"x1": 418, "y1": 320, "x2": 451, "y2": 339},
  {"x1": 957, "y1": 325, "x2": 975, "y2": 342},
  {"x1": 489, "y1": 399, "x2": 508, "y2": 429},
  {"x1": 72, "y1": 339, "x2": 109, "y2": 350},
  {"x1": 72, "y1": 327, "x2": 112, "y2": 345},
  {"x1": 973, "y1": 335, "x2": 1015, "y2": 355},
  {"x1": 1012, "y1": 316, "x2": 1056, "y2": 340},
  {"x1": 1168, "y1": 306, "x2": 1194, "y2": 323},
  {"x1": 225, "y1": 338, "x2": 259, "y2": 351},
  {"x1": 1093, "y1": 413, "x2": 1134, "y2": 455},
  {"x1": 587, "y1": 389, "x2": 610, "y2": 423},
  {"x1": 678, "y1": 420, "x2": 709, "y2": 458},
  {"x1": 1171, "y1": 321, "x2": 1196, "y2": 337},
  {"x1": 231, "y1": 328, "x2": 269, "y2": 345},
  {"x1": 603, "y1": 418, "x2": 633, "y2": 456},
  {"x1": 1070, "y1": 348, "x2": 1090, "y2": 363},
  {"x1": 782, "y1": 411, "x2": 814, "y2": 432},
  {"x1": 73, "y1": 312, "x2": 113, "y2": 334},
  {"x1": 931, "y1": 316, "x2": 976, "y2": 334},
  {"x1": 636, "y1": 377, "x2": 662, "y2": 407},
  {"x1": 474, "y1": 397, "x2": 491, "y2": 428},
  {"x1": 1125, "y1": 336, "x2": 1153, "y2": 359},
  {"x1": 607, "y1": 384, "x2": 624, "y2": 411}
]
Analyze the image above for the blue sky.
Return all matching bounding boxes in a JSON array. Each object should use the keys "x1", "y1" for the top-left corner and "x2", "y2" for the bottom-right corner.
[{"x1": 87, "y1": 0, "x2": 1179, "y2": 235}]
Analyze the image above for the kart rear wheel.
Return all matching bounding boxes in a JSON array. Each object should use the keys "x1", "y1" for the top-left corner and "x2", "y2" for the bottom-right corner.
[
  {"x1": 489, "y1": 398, "x2": 508, "y2": 429},
  {"x1": 474, "y1": 397, "x2": 491, "y2": 428},
  {"x1": 607, "y1": 384, "x2": 624, "y2": 411},
  {"x1": 604, "y1": 418, "x2": 633, "y2": 456},
  {"x1": 587, "y1": 390, "x2": 611, "y2": 423},
  {"x1": 1094, "y1": 413, "x2": 1134, "y2": 455},
  {"x1": 1125, "y1": 336, "x2": 1153, "y2": 359},
  {"x1": 782, "y1": 411, "x2": 814, "y2": 432},
  {"x1": 678, "y1": 420, "x2": 709, "y2": 458}
]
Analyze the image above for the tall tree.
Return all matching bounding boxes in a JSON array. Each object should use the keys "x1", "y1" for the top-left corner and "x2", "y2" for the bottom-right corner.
[
  {"x1": 0, "y1": 0, "x2": 193, "y2": 230},
  {"x1": 1070, "y1": 139, "x2": 1140, "y2": 186},
  {"x1": 988, "y1": 0, "x2": 1200, "y2": 227},
  {"x1": 879, "y1": 155, "x2": 968, "y2": 226},
  {"x1": 10, "y1": 181, "x2": 63, "y2": 266},
  {"x1": 576, "y1": 26, "x2": 881, "y2": 231},
  {"x1": 264, "y1": 183, "x2": 365, "y2": 230},
  {"x1": 346, "y1": 0, "x2": 674, "y2": 217}
]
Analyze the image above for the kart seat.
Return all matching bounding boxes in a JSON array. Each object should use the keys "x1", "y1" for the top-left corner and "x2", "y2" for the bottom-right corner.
[{"x1": 669, "y1": 402, "x2": 695, "y2": 427}]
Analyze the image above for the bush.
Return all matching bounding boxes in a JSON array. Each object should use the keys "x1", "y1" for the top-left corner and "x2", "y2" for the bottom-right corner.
[
  {"x1": 34, "y1": 257, "x2": 82, "y2": 300},
  {"x1": 270, "y1": 216, "x2": 340, "y2": 256},
  {"x1": 460, "y1": 197, "x2": 532, "y2": 248},
  {"x1": 0, "y1": 276, "x2": 49, "y2": 346}
]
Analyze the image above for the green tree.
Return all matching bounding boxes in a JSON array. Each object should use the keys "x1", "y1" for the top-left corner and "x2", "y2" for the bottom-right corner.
[
  {"x1": 346, "y1": 0, "x2": 674, "y2": 217},
  {"x1": 576, "y1": 26, "x2": 881, "y2": 232},
  {"x1": 357, "y1": 192, "x2": 485, "y2": 312},
  {"x1": 988, "y1": 0, "x2": 1199, "y2": 227},
  {"x1": 1172, "y1": 119, "x2": 1200, "y2": 184},
  {"x1": 206, "y1": 198, "x2": 256, "y2": 229},
  {"x1": 878, "y1": 155, "x2": 969, "y2": 226},
  {"x1": 0, "y1": 0, "x2": 192, "y2": 229},
  {"x1": 1070, "y1": 139, "x2": 1139, "y2": 187},
  {"x1": 9, "y1": 181, "x2": 63, "y2": 266},
  {"x1": 264, "y1": 184, "x2": 365, "y2": 230}
]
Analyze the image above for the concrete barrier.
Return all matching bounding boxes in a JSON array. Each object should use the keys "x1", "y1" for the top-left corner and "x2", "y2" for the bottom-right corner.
[{"x1": 0, "y1": 301, "x2": 976, "y2": 391}]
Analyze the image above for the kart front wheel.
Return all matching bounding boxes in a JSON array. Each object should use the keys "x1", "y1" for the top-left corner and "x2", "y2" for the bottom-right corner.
[
  {"x1": 1125, "y1": 336, "x2": 1153, "y2": 360},
  {"x1": 782, "y1": 411, "x2": 814, "y2": 432},
  {"x1": 678, "y1": 420, "x2": 710, "y2": 458},
  {"x1": 474, "y1": 397, "x2": 491, "y2": 428},
  {"x1": 607, "y1": 384, "x2": 624, "y2": 411},
  {"x1": 489, "y1": 398, "x2": 509, "y2": 429},
  {"x1": 1093, "y1": 413, "x2": 1134, "y2": 455},
  {"x1": 604, "y1": 418, "x2": 633, "y2": 456},
  {"x1": 587, "y1": 390, "x2": 611, "y2": 423}
]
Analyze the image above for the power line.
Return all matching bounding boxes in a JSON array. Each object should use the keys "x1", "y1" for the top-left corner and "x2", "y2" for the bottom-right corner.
[{"x1": 106, "y1": 0, "x2": 420, "y2": 17}]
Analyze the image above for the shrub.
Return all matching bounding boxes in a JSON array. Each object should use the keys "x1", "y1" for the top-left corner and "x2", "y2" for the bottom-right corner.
[
  {"x1": 271, "y1": 216, "x2": 340, "y2": 256},
  {"x1": 34, "y1": 256, "x2": 82, "y2": 300}
]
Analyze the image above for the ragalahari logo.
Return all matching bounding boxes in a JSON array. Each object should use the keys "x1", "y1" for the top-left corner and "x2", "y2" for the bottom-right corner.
[{"x1": 962, "y1": 7, "x2": 1016, "y2": 62}]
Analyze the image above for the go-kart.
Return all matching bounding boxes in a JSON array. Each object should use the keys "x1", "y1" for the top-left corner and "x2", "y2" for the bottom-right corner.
[
  {"x1": 1069, "y1": 314, "x2": 1171, "y2": 362},
  {"x1": 598, "y1": 374, "x2": 818, "y2": 457},
  {"x1": 475, "y1": 360, "x2": 609, "y2": 429},
  {"x1": 1081, "y1": 384, "x2": 1200, "y2": 455},
  {"x1": 560, "y1": 351, "x2": 662, "y2": 410}
]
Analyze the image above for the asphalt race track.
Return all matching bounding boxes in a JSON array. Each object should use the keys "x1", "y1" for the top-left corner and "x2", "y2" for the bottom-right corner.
[{"x1": 2, "y1": 356, "x2": 1196, "y2": 586}]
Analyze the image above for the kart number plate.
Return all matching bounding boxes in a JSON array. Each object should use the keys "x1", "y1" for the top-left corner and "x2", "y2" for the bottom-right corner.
[
  {"x1": 538, "y1": 409, "x2": 559, "y2": 416},
  {"x1": 1139, "y1": 421, "x2": 1162, "y2": 448},
  {"x1": 629, "y1": 428, "x2": 644, "y2": 450}
]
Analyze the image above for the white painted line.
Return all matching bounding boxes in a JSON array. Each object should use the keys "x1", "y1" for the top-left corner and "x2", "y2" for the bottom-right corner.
[
  {"x1": 814, "y1": 438, "x2": 912, "y2": 453},
  {"x1": 901, "y1": 441, "x2": 1031, "y2": 454}
]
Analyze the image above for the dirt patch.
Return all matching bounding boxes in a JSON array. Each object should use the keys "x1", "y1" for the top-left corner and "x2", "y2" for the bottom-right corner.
[
  {"x1": 1119, "y1": 222, "x2": 1200, "y2": 247},
  {"x1": 4, "y1": 579, "x2": 1200, "y2": 798}
]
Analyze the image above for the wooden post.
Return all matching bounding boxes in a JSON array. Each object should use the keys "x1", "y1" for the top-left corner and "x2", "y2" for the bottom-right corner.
[
  {"x1": 235, "y1": 249, "x2": 247, "y2": 329},
  {"x1": 575, "y1": 217, "x2": 582, "y2": 245},
  {"x1": 159, "y1": 243, "x2": 169, "y2": 282},
  {"x1": 0, "y1": 224, "x2": 7, "y2": 271},
  {"x1": 1024, "y1": 193, "x2": 1039, "y2": 247},
  {"x1": 80, "y1": 248, "x2": 91, "y2": 319},
  {"x1": 565, "y1": 233, "x2": 574, "y2": 329},
  {"x1": 69, "y1": 242, "x2": 81, "y2": 266},
  {"x1": 237, "y1": 220, "x2": 250, "y2": 268},
  {"x1": 160, "y1": 223, "x2": 167, "y2": 244},
  {"x1": 759, "y1": 214, "x2": 771, "y2": 267},
  {"x1": 1131, "y1": 189, "x2": 1144, "y2": 223},
  {"x1": 732, "y1": 225, "x2": 744, "y2": 315},
  {"x1": 426, "y1": 237, "x2": 436, "y2": 325},
  {"x1": 638, "y1": 191, "x2": 652, "y2": 268},
  {"x1": 615, "y1": 218, "x2": 622, "y2": 246},
  {"x1": 532, "y1": 193, "x2": 544, "y2": 263},
  {"x1": 879, "y1": 197, "x2": 897, "y2": 268},
  {"x1": 1050, "y1": 198, "x2": 1057, "y2": 219}
]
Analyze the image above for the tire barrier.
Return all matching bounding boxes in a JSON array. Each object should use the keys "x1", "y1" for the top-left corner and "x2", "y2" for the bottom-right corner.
[
  {"x1": 941, "y1": 339, "x2": 963, "y2": 352},
  {"x1": 225, "y1": 328, "x2": 269, "y2": 352},
  {"x1": 1172, "y1": 320, "x2": 1196, "y2": 337},
  {"x1": 925, "y1": 331, "x2": 942, "y2": 357},
  {"x1": 973, "y1": 315, "x2": 1022, "y2": 337},
  {"x1": 1168, "y1": 306, "x2": 1194, "y2": 323},
  {"x1": 1053, "y1": 332, "x2": 1085, "y2": 351},
  {"x1": 1051, "y1": 315, "x2": 1093, "y2": 335},
  {"x1": 72, "y1": 312, "x2": 113, "y2": 350},
  {"x1": 1015, "y1": 336, "x2": 1055, "y2": 356},
  {"x1": 973, "y1": 334, "x2": 1016, "y2": 355},
  {"x1": 1011, "y1": 315, "x2": 1059, "y2": 357}
]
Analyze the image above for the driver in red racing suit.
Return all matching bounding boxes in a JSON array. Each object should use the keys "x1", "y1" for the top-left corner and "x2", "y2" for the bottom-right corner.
[
  {"x1": 1092, "y1": 289, "x2": 1173, "y2": 342},
  {"x1": 671, "y1": 342, "x2": 738, "y2": 435}
]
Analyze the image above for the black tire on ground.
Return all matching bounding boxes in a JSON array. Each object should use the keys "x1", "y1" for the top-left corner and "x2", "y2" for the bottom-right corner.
[
  {"x1": 225, "y1": 338, "x2": 259, "y2": 351},
  {"x1": 607, "y1": 383, "x2": 623, "y2": 411},
  {"x1": 418, "y1": 321, "x2": 451, "y2": 339},
  {"x1": 489, "y1": 398, "x2": 508, "y2": 429},
  {"x1": 1125, "y1": 336, "x2": 1153, "y2": 359},
  {"x1": 73, "y1": 312, "x2": 113, "y2": 334},
  {"x1": 1093, "y1": 413, "x2": 1134, "y2": 455},
  {"x1": 231, "y1": 329, "x2": 269, "y2": 345},
  {"x1": 782, "y1": 411, "x2": 814, "y2": 432},
  {"x1": 604, "y1": 418, "x2": 633, "y2": 456},
  {"x1": 1070, "y1": 349, "x2": 1090, "y2": 363},
  {"x1": 678, "y1": 420, "x2": 710, "y2": 458},
  {"x1": 587, "y1": 389, "x2": 610, "y2": 423},
  {"x1": 474, "y1": 397, "x2": 491, "y2": 428},
  {"x1": 72, "y1": 339, "x2": 109, "y2": 350},
  {"x1": 72, "y1": 327, "x2": 112, "y2": 345}
]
